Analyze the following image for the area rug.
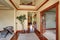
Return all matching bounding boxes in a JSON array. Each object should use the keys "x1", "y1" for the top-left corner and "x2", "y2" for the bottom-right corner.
[{"x1": 18, "y1": 33, "x2": 39, "y2": 40}]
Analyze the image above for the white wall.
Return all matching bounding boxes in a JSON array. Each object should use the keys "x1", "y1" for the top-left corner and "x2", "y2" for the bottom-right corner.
[{"x1": 0, "y1": 10, "x2": 14, "y2": 31}]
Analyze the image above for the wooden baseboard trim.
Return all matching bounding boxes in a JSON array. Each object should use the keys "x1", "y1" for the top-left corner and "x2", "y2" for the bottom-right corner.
[
  {"x1": 35, "y1": 29, "x2": 48, "y2": 40},
  {"x1": 16, "y1": 30, "x2": 29, "y2": 33},
  {"x1": 46, "y1": 28, "x2": 56, "y2": 30}
]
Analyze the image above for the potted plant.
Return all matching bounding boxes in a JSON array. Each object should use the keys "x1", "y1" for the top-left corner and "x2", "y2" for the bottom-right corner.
[{"x1": 16, "y1": 15, "x2": 26, "y2": 32}]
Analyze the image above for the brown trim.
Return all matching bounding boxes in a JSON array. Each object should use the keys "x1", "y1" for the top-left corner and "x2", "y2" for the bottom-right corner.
[
  {"x1": 16, "y1": 30, "x2": 29, "y2": 33},
  {"x1": 10, "y1": 32, "x2": 18, "y2": 40},
  {"x1": 20, "y1": 4, "x2": 35, "y2": 6},
  {"x1": 40, "y1": 1, "x2": 59, "y2": 40},
  {"x1": 56, "y1": 2, "x2": 59, "y2": 40},
  {"x1": 40, "y1": 12, "x2": 46, "y2": 34},
  {"x1": 9, "y1": 0, "x2": 48, "y2": 11},
  {"x1": 46, "y1": 28, "x2": 56, "y2": 30},
  {"x1": 35, "y1": 29, "x2": 48, "y2": 40}
]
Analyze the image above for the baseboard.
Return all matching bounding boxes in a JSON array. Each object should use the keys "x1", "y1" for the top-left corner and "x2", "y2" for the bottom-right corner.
[
  {"x1": 16, "y1": 30, "x2": 29, "y2": 33},
  {"x1": 46, "y1": 28, "x2": 56, "y2": 30},
  {"x1": 35, "y1": 29, "x2": 48, "y2": 40}
]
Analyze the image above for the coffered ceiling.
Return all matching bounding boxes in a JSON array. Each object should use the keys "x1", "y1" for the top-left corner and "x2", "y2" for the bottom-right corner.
[
  {"x1": 0, "y1": 0, "x2": 13, "y2": 10},
  {"x1": 9, "y1": 0, "x2": 48, "y2": 10}
]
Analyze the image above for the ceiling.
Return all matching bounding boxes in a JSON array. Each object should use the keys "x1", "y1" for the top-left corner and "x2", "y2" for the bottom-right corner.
[
  {"x1": 9, "y1": 0, "x2": 48, "y2": 10},
  {"x1": 0, "y1": 0, "x2": 48, "y2": 10},
  {"x1": 0, "y1": 0, "x2": 13, "y2": 10}
]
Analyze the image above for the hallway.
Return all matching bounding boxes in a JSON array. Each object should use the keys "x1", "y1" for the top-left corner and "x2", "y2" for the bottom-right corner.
[{"x1": 0, "y1": 0, "x2": 59, "y2": 40}]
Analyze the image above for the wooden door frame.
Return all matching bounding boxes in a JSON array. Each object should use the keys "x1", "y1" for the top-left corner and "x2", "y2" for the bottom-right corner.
[{"x1": 40, "y1": 2, "x2": 59, "y2": 40}]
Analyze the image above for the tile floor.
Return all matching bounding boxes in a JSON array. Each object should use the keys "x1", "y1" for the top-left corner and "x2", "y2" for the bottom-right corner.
[
  {"x1": 43, "y1": 30, "x2": 56, "y2": 40},
  {"x1": 18, "y1": 33, "x2": 39, "y2": 40}
]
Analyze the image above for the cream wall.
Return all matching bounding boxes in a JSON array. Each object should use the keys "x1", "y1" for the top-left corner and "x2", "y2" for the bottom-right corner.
[
  {"x1": 36, "y1": 12, "x2": 40, "y2": 31},
  {"x1": 59, "y1": 1, "x2": 60, "y2": 40},
  {"x1": 15, "y1": 10, "x2": 40, "y2": 31},
  {"x1": 14, "y1": 9, "x2": 17, "y2": 32},
  {"x1": 0, "y1": 10, "x2": 14, "y2": 31},
  {"x1": 16, "y1": 10, "x2": 28, "y2": 30},
  {"x1": 12, "y1": 0, "x2": 19, "y2": 8},
  {"x1": 38, "y1": 0, "x2": 58, "y2": 11},
  {"x1": 36, "y1": 0, "x2": 47, "y2": 8},
  {"x1": 0, "y1": 9, "x2": 39, "y2": 32}
]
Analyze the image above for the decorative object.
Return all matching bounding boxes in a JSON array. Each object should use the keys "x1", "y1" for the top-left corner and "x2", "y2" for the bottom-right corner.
[{"x1": 16, "y1": 15, "x2": 26, "y2": 31}]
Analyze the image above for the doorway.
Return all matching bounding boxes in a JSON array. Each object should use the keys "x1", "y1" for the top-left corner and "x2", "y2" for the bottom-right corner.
[
  {"x1": 40, "y1": 2, "x2": 59, "y2": 40},
  {"x1": 28, "y1": 12, "x2": 37, "y2": 33}
]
